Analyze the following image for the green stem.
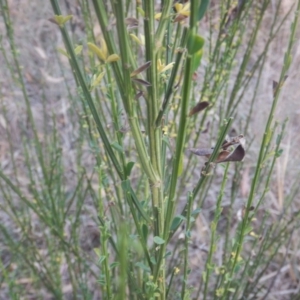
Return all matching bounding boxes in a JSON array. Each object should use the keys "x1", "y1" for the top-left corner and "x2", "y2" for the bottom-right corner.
[
  {"x1": 155, "y1": 27, "x2": 189, "y2": 127},
  {"x1": 98, "y1": 166, "x2": 112, "y2": 298},
  {"x1": 221, "y1": 0, "x2": 300, "y2": 297},
  {"x1": 158, "y1": 0, "x2": 201, "y2": 289},
  {"x1": 203, "y1": 163, "x2": 229, "y2": 299},
  {"x1": 109, "y1": 0, "x2": 159, "y2": 183},
  {"x1": 155, "y1": 0, "x2": 173, "y2": 46},
  {"x1": 143, "y1": 0, "x2": 165, "y2": 296},
  {"x1": 181, "y1": 192, "x2": 193, "y2": 299},
  {"x1": 50, "y1": 0, "x2": 124, "y2": 179},
  {"x1": 168, "y1": 118, "x2": 234, "y2": 239}
]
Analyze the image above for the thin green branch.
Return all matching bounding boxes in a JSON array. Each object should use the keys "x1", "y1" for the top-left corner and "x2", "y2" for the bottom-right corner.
[
  {"x1": 221, "y1": 0, "x2": 300, "y2": 297},
  {"x1": 50, "y1": 0, "x2": 124, "y2": 179}
]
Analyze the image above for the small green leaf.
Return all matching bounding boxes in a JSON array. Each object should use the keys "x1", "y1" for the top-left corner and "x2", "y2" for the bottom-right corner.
[
  {"x1": 243, "y1": 225, "x2": 253, "y2": 236},
  {"x1": 153, "y1": 236, "x2": 165, "y2": 245},
  {"x1": 93, "y1": 248, "x2": 100, "y2": 256},
  {"x1": 74, "y1": 45, "x2": 83, "y2": 55},
  {"x1": 142, "y1": 224, "x2": 148, "y2": 241},
  {"x1": 164, "y1": 251, "x2": 172, "y2": 258},
  {"x1": 265, "y1": 128, "x2": 272, "y2": 145},
  {"x1": 191, "y1": 49, "x2": 203, "y2": 72},
  {"x1": 137, "y1": 7, "x2": 145, "y2": 17},
  {"x1": 53, "y1": 14, "x2": 73, "y2": 27},
  {"x1": 111, "y1": 141, "x2": 124, "y2": 153},
  {"x1": 263, "y1": 151, "x2": 276, "y2": 162},
  {"x1": 276, "y1": 133, "x2": 282, "y2": 145},
  {"x1": 121, "y1": 180, "x2": 149, "y2": 222},
  {"x1": 91, "y1": 71, "x2": 105, "y2": 89},
  {"x1": 276, "y1": 149, "x2": 283, "y2": 157},
  {"x1": 106, "y1": 54, "x2": 120, "y2": 63},
  {"x1": 170, "y1": 215, "x2": 186, "y2": 231},
  {"x1": 197, "y1": 0, "x2": 210, "y2": 21},
  {"x1": 191, "y1": 207, "x2": 201, "y2": 216},
  {"x1": 162, "y1": 136, "x2": 171, "y2": 148},
  {"x1": 98, "y1": 275, "x2": 106, "y2": 286},
  {"x1": 110, "y1": 262, "x2": 119, "y2": 269},
  {"x1": 233, "y1": 263, "x2": 242, "y2": 273},
  {"x1": 98, "y1": 255, "x2": 106, "y2": 264},
  {"x1": 129, "y1": 234, "x2": 138, "y2": 239},
  {"x1": 135, "y1": 262, "x2": 151, "y2": 272},
  {"x1": 185, "y1": 230, "x2": 191, "y2": 238},
  {"x1": 57, "y1": 48, "x2": 70, "y2": 58},
  {"x1": 150, "y1": 256, "x2": 157, "y2": 265},
  {"x1": 88, "y1": 42, "x2": 106, "y2": 62},
  {"x1": 187, "y1": 34, "x2": 205, "y2": 55},
  {"x1": 125, "y1": 161, "x2": 135, "y2": 177}
]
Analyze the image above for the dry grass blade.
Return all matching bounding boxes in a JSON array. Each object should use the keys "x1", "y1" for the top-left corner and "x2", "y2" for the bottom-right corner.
[
  {"x1": 272, "y1": 75, "x2": 288, "y2": 97},
  {"x1": 135, "y1": 90, "x2": 144, "y2": 99},
  {"x1": 189, "y1": 135, "x2": 245, "y2": 163},
  {"x1": 130, "y1": 61, "x2": 152, "y2": 77},
  {"x1": 132, "y1": 78, "x2": 152, "y2": 87},
  {"x1": 221, "y1": 143, "x2": 245, "y2": 162},
  {"x1": 189, "y1": 147, "x2": 214, "y2": 157},
  {"x1": 188, "y1": 101, "x2": 209, "y2": 116},
  {"x1": 222, "y1": 134, "x2": 244, "y2": 149},
  {"x1": 125, "y1": 17, "x2": 139, "y2": 29},
  {"x1": 48, "y1": 17, "x2": 59, "y2": 25}
]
